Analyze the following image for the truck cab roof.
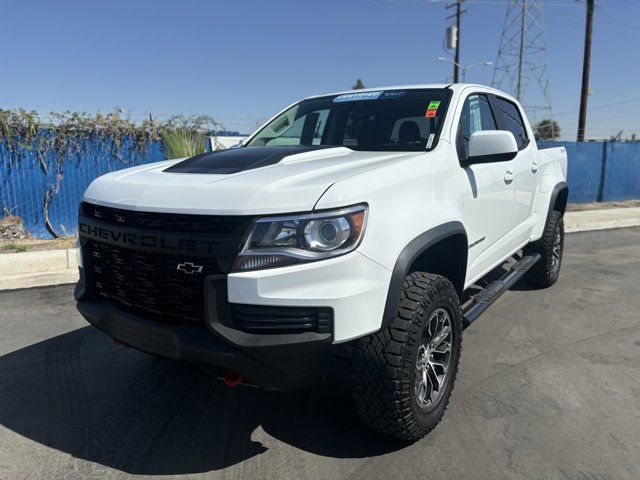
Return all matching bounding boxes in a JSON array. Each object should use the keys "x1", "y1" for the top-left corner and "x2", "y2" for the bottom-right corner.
[{"x1": 304, "y1": 83, "x2": 516, "y2": 101}]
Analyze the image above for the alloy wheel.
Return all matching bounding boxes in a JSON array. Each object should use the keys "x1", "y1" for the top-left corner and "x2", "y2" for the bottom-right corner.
[
  {"x1": 552, "y1": 226, "x2": 562, "y2": 272},
  {"x1": 415, "y1": 308, "x2": 452, "y2": 411}
]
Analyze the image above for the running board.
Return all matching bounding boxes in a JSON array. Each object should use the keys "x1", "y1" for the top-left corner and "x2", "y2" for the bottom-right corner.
[{"x1": 462, "y1": 253, "x2": 541, "y2": 328}]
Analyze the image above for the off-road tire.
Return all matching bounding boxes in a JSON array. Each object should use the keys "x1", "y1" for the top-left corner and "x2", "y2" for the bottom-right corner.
[
  {"x1": 351, "y1": 272, "x2": 462, "y2": 441},
  {"x1": 524, "y1": 210, "x2": 564, "y2": 288}
]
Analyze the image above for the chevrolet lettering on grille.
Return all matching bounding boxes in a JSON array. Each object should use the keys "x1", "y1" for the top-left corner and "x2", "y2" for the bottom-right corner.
[
  {"x1": 176, "y1": 262, "x2": 204, "y2": 274},
  {"x1": 78, "y1": 220, "x2": 220, "y2": 256}
]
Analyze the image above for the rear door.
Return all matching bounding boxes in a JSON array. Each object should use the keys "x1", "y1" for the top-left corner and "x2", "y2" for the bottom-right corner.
[
  {"x1": 456, "y1": 92, "x2": 516, "y2": 281},
  {"x1": 492, "y1": 96, "x2": 538, "y2": 240}
]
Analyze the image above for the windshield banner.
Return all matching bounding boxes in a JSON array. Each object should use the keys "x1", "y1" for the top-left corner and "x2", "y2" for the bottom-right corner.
[{"x1": 333, "y1": 91, "x2": 383, "y2": 102}]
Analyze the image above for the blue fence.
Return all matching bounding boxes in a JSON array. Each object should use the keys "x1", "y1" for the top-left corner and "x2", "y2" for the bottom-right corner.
[
  {"x1": 1, "y1": 136, "x2": 164, "y2": 239},
  {"x1": 1, "y1": 138, "x2": 639, "y2": 239},
  {"x1": 540, "y1": 141, "x2": 640, "y2": 204}
]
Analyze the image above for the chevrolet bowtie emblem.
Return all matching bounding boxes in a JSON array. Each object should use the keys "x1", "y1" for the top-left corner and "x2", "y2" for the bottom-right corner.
[{"x1": 176, "y1": 262, "x2": 204, "y2": 274}]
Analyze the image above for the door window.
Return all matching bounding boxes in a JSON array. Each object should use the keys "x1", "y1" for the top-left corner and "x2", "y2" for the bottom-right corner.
[
  {"x1": 456, "y1": 94, "x2": 498, "y2": 161},
  {"x1": 495, "y1": 97, "x2": 528, "y2": 149}
]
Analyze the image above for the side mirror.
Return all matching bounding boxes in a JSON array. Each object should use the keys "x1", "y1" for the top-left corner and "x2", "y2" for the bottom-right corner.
[{"x1": 465, "y1": 130, "x2": 518, "y2": 166}]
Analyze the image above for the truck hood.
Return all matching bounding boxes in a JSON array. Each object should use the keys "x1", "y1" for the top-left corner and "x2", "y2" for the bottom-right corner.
[{"x1": 83, "y1": 146, "x2": 421, "y2": 215}]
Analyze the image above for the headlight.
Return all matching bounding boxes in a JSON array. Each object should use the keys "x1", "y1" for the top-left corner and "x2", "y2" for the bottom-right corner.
[{"x1": 232, "y1": 204, "x2": 367, "y2": 272}]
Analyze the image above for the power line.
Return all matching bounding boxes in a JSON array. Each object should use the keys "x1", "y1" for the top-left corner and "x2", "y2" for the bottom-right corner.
[
  {"x1": 545, "y1": 18, "x2": 639, "y2": 36},
  {"x1": 584, "y1": 111, "x2": 639, "y2": 122},
  {"x1": 553, "y1": 10, "x2": 640, "y2": 32},
  {"x1": 554, "y1": 97, "x2": 640, "y2": 116},
  {"x1": 427, "y1": 0, "x2": 579, "y2": 6}
]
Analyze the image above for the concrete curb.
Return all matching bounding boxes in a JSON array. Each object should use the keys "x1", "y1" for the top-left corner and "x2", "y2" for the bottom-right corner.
[
  {"x1": 0, "y1": 208, "x2": 638, "y2": 291},
  {"x1": 564, "y1": 207, "x2": 640, "y2": 233},
  {"x1": 0, "y1": 248, "x2": 78, "y2": 291}
]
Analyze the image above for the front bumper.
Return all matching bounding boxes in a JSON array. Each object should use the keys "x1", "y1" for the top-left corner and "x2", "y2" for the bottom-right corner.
[
  {"x1": 76, "y1": 287, "x2": 332, "y2": 391},
  {"x1": 75, "y1": 251, "x2": 391, "y2": 390}
]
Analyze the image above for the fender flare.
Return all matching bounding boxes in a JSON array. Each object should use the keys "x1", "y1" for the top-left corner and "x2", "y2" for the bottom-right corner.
[
  {"x1": 381, "y1": 221, "x2": 467, "y2": 329},
  {"x1": 546, "y1": 181, "x2": 569, "y2": 226}
]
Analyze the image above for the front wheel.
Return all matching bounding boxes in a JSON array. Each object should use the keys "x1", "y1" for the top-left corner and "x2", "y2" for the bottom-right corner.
[
  {"x1": 524, "y1": 210, "x2": 564, "y2": 288},
  {"x1": 351, "y1": 272, "x2": 462, "y2": 441}
]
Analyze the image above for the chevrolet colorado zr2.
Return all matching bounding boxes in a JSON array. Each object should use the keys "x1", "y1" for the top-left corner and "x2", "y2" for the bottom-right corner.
[{"x1": 75, "y1": 84, "x2": 568, "y2": 441}]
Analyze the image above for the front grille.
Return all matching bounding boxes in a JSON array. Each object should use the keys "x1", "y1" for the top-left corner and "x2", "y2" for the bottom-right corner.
[
  {"x1": 88, "y1": 240, "x2": 221, "y2": 323},
  {"x1": 80, "y1": 203, "x2": 254, "y2": 324},
  {"x1": 82, "y1": 202, "x2": 246, "y2": 235},
  {"x1": 230, "y1": 304, "x2": 333, "y2": 334}
]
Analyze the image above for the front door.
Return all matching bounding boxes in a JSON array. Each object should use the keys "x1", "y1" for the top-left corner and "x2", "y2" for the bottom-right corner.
[{"x1": 456, "y1": 93, "x2": 516, "y2": 283}]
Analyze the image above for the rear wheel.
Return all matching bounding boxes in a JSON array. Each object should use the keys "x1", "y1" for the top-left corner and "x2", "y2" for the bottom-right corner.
[
  {"x1": 351, "y1": 272, "x2": 462, "y2": 441},
  {"x1": 524, "y1": 210, "x2": 564, "y2": 288}
]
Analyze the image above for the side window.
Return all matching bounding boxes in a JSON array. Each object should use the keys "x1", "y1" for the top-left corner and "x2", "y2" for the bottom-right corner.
[
  {"x1": 495, "y1": 97, "x2": 528, "y2": 149},
  {"x1": 456, "y1": 94, "x2": 497, "y2": 160}
]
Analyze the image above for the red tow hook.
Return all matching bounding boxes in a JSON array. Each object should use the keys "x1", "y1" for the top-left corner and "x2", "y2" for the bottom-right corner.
[
  {"x1": 113, "y1": 338, "x2": 121, "y2": 346},
  {"x1": 223, "y1": 370, "x2": 243, "y2": 387}
]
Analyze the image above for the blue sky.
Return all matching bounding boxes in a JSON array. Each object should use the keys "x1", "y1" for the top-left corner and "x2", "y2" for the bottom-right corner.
[{"x1": 0, "y1": 0, "x2": 638, "y2": 140}]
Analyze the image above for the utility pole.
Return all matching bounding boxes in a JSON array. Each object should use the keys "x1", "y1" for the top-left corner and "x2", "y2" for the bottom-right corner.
[
  {"x1": 516, "y1": 0, "x2": 526, "y2": 100},
  {"x1": 577, "y1": 0, "x2": 595, "y2": 142},
  {"x1": 446, "y1": 0, "x2": 466, "y2": 83}
]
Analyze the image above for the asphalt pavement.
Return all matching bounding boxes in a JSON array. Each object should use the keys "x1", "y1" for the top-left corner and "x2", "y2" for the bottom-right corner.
[{"x1": 0, "y1": 228, "x2": 639, "y2": 480}]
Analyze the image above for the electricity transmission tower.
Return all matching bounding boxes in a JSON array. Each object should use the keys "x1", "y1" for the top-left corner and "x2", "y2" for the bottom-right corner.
[{"x1": 492, "y1": 0, "x2": 554, "y2": 130}]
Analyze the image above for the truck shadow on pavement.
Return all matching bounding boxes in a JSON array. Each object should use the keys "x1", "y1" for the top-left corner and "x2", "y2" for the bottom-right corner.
[{"x1": 0, "y1": 326, "x2": 403, "y2": 475}]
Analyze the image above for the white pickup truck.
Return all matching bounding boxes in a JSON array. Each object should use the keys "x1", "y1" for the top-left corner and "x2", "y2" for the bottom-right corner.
[{"x1": 75, "y1": 84, "x2": 568, "y2": 441}]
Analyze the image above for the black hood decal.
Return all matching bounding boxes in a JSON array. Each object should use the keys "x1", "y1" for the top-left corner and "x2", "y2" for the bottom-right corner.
[{"x1": 164, "y1": 145, "x2": 336, "y2": 174}]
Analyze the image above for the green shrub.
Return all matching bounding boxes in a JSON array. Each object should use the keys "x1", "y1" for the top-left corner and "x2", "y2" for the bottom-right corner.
[
  {"x1": 2, "y1": 242, "x2": 27, "y2": 252},
  {"x1": 161, "y1": 129, "x2": 206, "y2": 159},
  {"x1": 0, "y1": 109, "x2": 221, "y2": 164}
]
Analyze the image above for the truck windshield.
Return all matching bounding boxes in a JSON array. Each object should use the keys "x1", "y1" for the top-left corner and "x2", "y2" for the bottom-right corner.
[{"x1": 245, "y1": 89, "x2": 451, "y2": 152}]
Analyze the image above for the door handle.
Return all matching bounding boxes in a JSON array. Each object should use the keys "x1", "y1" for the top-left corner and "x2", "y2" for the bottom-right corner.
[
  {"x1": 503, "y1": 170, "x2": 514, "y2": 183},
  {"x1": 531, "y1": 162, "x2": 539, "y2": 173}
]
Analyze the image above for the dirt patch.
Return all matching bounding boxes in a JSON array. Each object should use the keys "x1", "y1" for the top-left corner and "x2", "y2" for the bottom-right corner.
[
  {"x1": 1, "y1": 212, "x2": 76, "y2": 253},
  {"x1": 1, "y1": 237, "x2": 76, "y2": 254},
  {"x1": 0, "y1": 214, "x2": 31, "y2": 241}
]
